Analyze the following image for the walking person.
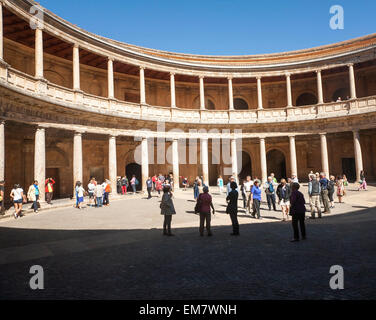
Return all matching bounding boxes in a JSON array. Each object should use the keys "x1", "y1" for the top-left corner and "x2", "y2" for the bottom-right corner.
[
  {"x1": 45, "y1": 177, "x2": 55, "y2": 204},
  {"x1": 264, "y1": 176, "x2": 277, "y2": 211},
  {"x1": 27, "y1": 180, "x2": 40, "y2": 213},
  {"x1": 160, "y1": 186, "x2": 176, "y2": 236},
  {"x1": 130, "y1": 175, "x2": 137, "y2": 193},
  {"x1": 0, "y1": 180, "x2": 5, "y2": 215},
  {"x1": 319, "y1": 173, "x2": 331, "y2": 214},
  {"x1": 217, "y1": 175, "x2": 224, "y2": 193},
  {"x1": 336, "y1": 176, "x2": 345, "y2": 203},
  {"x1": 250, "y1": 180, "x2": 262, "y2": 219},
  {"x1": 94, "y1": 182, "x2": 103, "y2": 207},
  {"x1": 276, "y1": 179, "x2": 291, "y2": 221},
  {"x1": 308, "y1": 174, "x2": 322, "y2": 219},
  {"x1": 75, "y1": 181, "x2": 85, "y2": 209},
  {"x1": 195, "y1": 186, "x2": 215, "y2": 236},
  {"x1": 226, "y1": 181, "x2": 239, "y2": 236},
  {"x1": 358, "y1": 170, "x2": 367, "y2": 191},
  {"x1": 156, "y1": 178, "x2": 163, "y2": 197},
  {"x1": 328, "y1": 175, "x2": 336, "y2": 208},
  {"x1": 10, "y1": 184, "x2": 24, "y2": 219},
  {"x1": 121, "y1": 176, "x2": 128, "y2": 195},
  {"x1": 146, "y1": 177, "x2": 153, "y2": 199},
  {"x1": 289, "y1": 182, "x2": 307, "y2": 242}
]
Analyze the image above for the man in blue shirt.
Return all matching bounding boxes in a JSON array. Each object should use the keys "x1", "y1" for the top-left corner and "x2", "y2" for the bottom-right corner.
[
  {"x1": 319, "y1": 172, "x2": 331, "y2": 214},
  {"x1": 264, "y1": 176, "x2": 277, "y2": 211}
]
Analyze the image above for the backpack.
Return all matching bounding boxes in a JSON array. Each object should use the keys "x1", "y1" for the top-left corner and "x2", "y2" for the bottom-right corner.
[{"x1": 135, "y1": 179, "x2": 139, "y2": 186}]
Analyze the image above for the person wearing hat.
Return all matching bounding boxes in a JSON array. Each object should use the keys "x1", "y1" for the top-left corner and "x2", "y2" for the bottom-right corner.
[{"x1": 195, "y1": 186, "x2": 215, "y2": 236}]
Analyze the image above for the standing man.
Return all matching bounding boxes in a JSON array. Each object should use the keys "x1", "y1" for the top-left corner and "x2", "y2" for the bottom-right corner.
[
  {"x1": 45, "y1": 177, "x2": 55, "y2": 204},
  {"x1": 319, "y1": 172, "x2": 331, "y2": 214},
  {"x1": 146, "y1": 177, "x2": 153, "y2": 199},
  {"x1": 264, "y1": 176, "x2": 277, "y2": 211},
  {"x1": 0, "y1": 180, "x2": 5, "y2": 215},
  {"x1": 226, "y1": 181, "x2": 239, "y2": 236},
  {"x1": 289, "y1": 183, "x2": 307, "y2": 242},
  {"x1": 308, "y1": 174, "x2": 322, "y2": 219},
  {"x1": 243, "y1": 176, "x2": 253, "y2": 214}
]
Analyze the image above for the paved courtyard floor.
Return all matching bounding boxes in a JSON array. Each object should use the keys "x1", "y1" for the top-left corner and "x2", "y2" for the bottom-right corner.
[{"x1": 0, "y1": 185, "x2": 375, "y2": 299}]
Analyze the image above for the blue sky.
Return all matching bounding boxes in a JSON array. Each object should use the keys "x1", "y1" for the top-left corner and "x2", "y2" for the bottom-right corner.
[{"x1": 38, "y1": 0, "x2": 376, "y2": 55}]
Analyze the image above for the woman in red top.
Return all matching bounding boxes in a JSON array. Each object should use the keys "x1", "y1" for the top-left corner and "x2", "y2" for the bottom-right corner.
[{"x1": 195, "y1": 186, "x2": 215, "y2": 236}]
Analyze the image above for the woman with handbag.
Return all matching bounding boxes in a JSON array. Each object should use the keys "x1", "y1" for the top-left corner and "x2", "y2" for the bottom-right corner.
[
  {"x1": 10, "y1": 184, "x2": 24, "y2": 219},
  {"x1": 27, "y1": 180, "x2": 40, "y2": 213}
]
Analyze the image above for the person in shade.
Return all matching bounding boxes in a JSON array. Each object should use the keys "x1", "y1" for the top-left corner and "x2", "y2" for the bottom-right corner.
[
  {"x1": 289, "y1": 182, "x2": 307, "y2": 242},
  {"x1": 226, "y1": 181, "x2": 239, "y2": 236},
  {"x1": 196, "y1": 186, "x2": 215, "y2": 236},
  {"x1": 160, "y1": 185, "x2": 176, "y2": 236}
]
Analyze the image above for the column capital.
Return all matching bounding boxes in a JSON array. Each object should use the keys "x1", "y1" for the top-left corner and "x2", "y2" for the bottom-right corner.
[
  {"x1": 319, "y1": 132, "x2": 327, "y2": 136},
  {"x1": 73, "y1": 43, "x2": 79, "y2": 49},
  {"x1": 108, "y1": 57, "x2": 114, "y2": 62},
  {"x1": 139, "y1": 65, "x2": 146, "y2": 70},
  {"x1": 288, "y1": 134, "x2": 296, "y2": 139},
  {"x1": 315, "y1": 69, "x2": 322, "y2": 74},
  {"x1": 199, "y1": 75, "x2": 205, "y2": 80},
  {"x1": 352, "y1": 129, "x2": 360, "y2": 134},
  {"x1": 259, "y1": 137, "x2": 266, "y2": 142},
  {"x1": 285, "y1": 72, "x2": 291, "y2": 78},
  {"x1": 256, "y1": 76, "x2": 262, "y2": 80},
  {"x1": 74, "y1": 130, "x2": 85, "y2": 136},
  {"x1": 170, "y1": 72, "x2": 175, "y2": 76},
  {"x1": 227, "y1": 76, "x2": 233, "y2": 81},
  {"x1": 109, "y1": 134, "x2": 118, "y2": 139},
  {"x1": 347, "y1": 63, "x2": 354, "y2": 67},
  {"x1": 0, "y1": 119, "x2": 5, "y2": 125}
]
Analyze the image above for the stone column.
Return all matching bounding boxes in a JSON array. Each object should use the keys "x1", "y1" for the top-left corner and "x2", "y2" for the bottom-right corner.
[
  {"x1": 316, "y1": 70, "x2": 324, "y2": 104},
  {"x1": 35, "y1": 27, "x2": 44, "y2": 79},
  {"x1": 141, "y1": 137, "x2": 149, "y2": 192},
  {"x1": 73, "y1": 44, "x2": 80, "y2": 91},
  {"x1": 320, "y1": 133, "x2": 330, "y2": 177},
  {"x1": 172, "y1": 138, "x2": 179, "y2": 189},
  {"x1": 0, "y1": 2, "x2": 3, "y2": 61},
  {"x1": 108, "y1": 135, "x2": 117, "y2": 193},
  {"x1": 73, "y1": 132, "x2": 83, "y2": 188},
  {"x1": 228, "y1": 77, "x2": 234, "y2": 110},
  {"x1": 199, "y1": 76, "x2": 205, "y2": 110},
  {"x1": 348, "y1": 63, "x2": 357, "y2": 99},
  {"x1": 34, "y1": 127, "x2": 46, "y2": 202},
  {"x1": 140, "y1": 67, "x2": 146, "y2": 104},
  {"x1": 257, "y1": 76, "x2": 263, "y2": 109},
  {"x1": 0, "y1": 120, "x2": 5, "y2": 181},
  {"x1": 286, "y1": 73, "x2": 293, "y2": 107},
  {"x1": 231, "y1": 138, "x2": 238, "y2": 183},
  {"x1": 170, "y1": 72, "x2": 176, "y2": 108},
  {"x1": 260, "y1": 138, "x2": 267, "y2": 183},
  {"x1": 201, "y1": 138, "x2": 209, "y2": 186},
  {"x1": 353, "y1": 130, "x2": 363, "y2": 183},
  {"x1": 289, "y1": 135, "x2": 298, "y2": 178},
  {"x1": 107, "y1": 58, "x2": 115, "y2": 99}
]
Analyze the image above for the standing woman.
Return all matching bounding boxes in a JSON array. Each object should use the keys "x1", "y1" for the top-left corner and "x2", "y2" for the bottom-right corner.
[
  {"x1": 196, "y1": 186, "x2": 215, "y2": 236},
  {"x1": 289, "y1": 182, "x2": 307, "y2": 242},
  {"x1": 27, "y1": 180, "x2": 40, "y2": 213},
  {"x1": 10, "y1": 184, "x2": 24, "y2": 219},
  {"x1": 250, "y1": 180, "x2": 262, "y2": 219},
  {"x1": 336, "y1": 176, "x2": 345, "y2": 203},
  {"x1": 226, "y1": 181, "x2": 239, "y2": 236},
  {"x1": 160, "y1": 186, "x2": 176, "y2": 236},
  {"x1": 358, "y1": 170, "x2": 367, "y2": 191},
  {"x1": 277, "y1": 179, "x2": 291, "y2": 221},
  {"x1": 217, "y1": 175, "x2": 224, "y2": 193},
  {"x1": 328, "y1": 175, "x2": 336, "y2": 208}
]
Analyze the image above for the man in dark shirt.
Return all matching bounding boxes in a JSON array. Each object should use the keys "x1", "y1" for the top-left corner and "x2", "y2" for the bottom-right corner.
[
  {"x1": 226, "y1": 182, "x2": 239, "y2": 236},
  {"x1": 319, "y1": 172, "x2": 331, "y2": 214}
]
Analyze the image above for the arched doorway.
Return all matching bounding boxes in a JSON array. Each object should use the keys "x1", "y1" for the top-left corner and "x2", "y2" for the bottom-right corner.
[
  {"x1": 238, "y1": 151, "x2": 252, "y2": 181},
  {"x1": 332, "y1": 88, "x2": 349, "y2": 101},
  {"x1": 266, "y1": 149, "x2": 286, "y2": 180},
  {"x1": 126, "y1": 163, "x2": 142, "y2": 191},
  {"x1": 296, "y1": 92, "x2": 318, "y2": 106},
  {"x1": 233, "y1": 98, "x2": 249, "y2": 110}
]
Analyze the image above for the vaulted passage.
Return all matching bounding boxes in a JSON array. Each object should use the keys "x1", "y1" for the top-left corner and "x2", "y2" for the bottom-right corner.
[{"x1": 267, "y1": 149, "x2": 286, "y2": 181}]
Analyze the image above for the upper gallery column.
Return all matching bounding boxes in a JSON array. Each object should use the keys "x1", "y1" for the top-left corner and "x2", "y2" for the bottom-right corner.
[
  {"x1": 231, "y1": 138, "x2": 238, "y2": 182},
  {"x1": 170, "y1": 72, "x2": 176, "y2": 108},
  {"x1": 34, "y1": 126, "x2": 46, "y2": 202},
  {"x1": 35, "y1": 27, "x2": 44, "y2": 79},
  {"x1": 0, "y1": 120, "x2": 5, "y2": 181},
  {"x1": 140, "y1": 66, "x2": 146, "y2": 104},
  {"x1": 260, "y1": 138, "x2": 267, "y2": 183},
  {"x1": 348, "y1": 63, "x2": 357, "y2": 99},
  {"x1": 199, "y1": 76, "x2": 205, "y2": 110},
  {"x1": 257, "y1": 76, "x2": 263, "y2": 110},
  {"x1": 201, "y1": 137, "x2": 209, "y2": 186},
  {"x1": 107, "y1": 58, "x2": 115, "y2": 99},
  {"x1": 172, "y1": 138, "x2": 179, "y2": 189},
  {"x1": 316, "y1": 70, "x2": 324, "y2": 104},
  {"x1": 320, "y1": 133, "x2": 330, "y2": 177},
  {"x1": 73, "y1": 44, "x2": 80, "y2": 91},
  {"x1": 228, "y1": 77, "x2": 234, "y2": 110},
  {"x1": 0, "y1": 2, "x2": 3, "y2": 61},
  {"x1": 286, "y1": 73, "x2": 293, "y2": 107},
  {"x1": 73, "y1": 131, "x2": 83, "y2": 188},
  {"x1": 108, "y1": 135, "x2": 117, "y2": 193},
  {"x1": 141, "y1": 137, "x2": 149, "y2": 192},
  {"x1": 353, "y1": 130, "x2": 363, "y2": 183},
  {"x1": 289, "y1": 135, "x2": 298, "y2": 178}
]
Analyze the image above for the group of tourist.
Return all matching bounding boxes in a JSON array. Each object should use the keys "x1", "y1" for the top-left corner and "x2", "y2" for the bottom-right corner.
[{"x1": 75, "y1": 178, "x2": 112, "y2": 209}]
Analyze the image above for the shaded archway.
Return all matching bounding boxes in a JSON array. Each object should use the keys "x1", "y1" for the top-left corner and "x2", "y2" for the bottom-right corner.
[
  {"x1": 193, "y1": 96, "x2": 216, "y2": 110},
  {"x1": 208, "y1": 151, "x2": 220, "y2": 186},
  {"x1": 238, "y1": 151, "x2": 252, "y2": 181},
  {"x1": 332, "y1": 88, "x2": 349, "y2": 101},
  {"x1": 126, "y1": 163, "x2": 142, "y2": 191},
  {"x1": 233, "y1": 98, "x2": 249, "y2": 110},
  {"x1": 296, "y1": 92, "x2": 318, "y2": 106},
  {"x1": 266, "y1": 149, "x2": 286, "y2": 181}
]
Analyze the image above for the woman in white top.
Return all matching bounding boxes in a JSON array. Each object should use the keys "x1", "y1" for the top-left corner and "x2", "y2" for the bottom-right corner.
[
  {"x1": 10, "y1": 184, "x2": 24, "y2": 219},
  {"x1": 75, "y1": 182, "x2": 86, "y2": 209}
]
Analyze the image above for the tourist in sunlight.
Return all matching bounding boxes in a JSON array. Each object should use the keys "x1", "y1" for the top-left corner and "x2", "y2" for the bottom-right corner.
[
  {"x1": 160, "y1": 185, "x2": 176, "y2": 236},
  {"x1": 195, "y1": 186, "x2": 215, "y2": 237}
]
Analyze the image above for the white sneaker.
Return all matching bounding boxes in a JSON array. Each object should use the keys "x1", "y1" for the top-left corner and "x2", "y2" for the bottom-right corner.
[{"x1": 14, "y1": 212, "x2": 18, "y2": 219}]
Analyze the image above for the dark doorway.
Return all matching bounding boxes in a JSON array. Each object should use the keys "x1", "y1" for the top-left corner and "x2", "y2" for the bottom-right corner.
[
  {"x1": 238, "y1": 151, "x2": 252, "y2": 181},
  {"x1": 126, "y1": 163, "x2": 142, "y2": 191},
  {"x1": 267, "y1": 149, "x2": 287, "y2": 181},
  {"x1": 296, "y1": 92, "x2": 318, "y2": 106},
  {"x1": 90, "y1": 167, "x2": 104, "y2": 184},
  {"x1": 46, "y1": 168, "x2": 61, "y2": 199},
  {"x1": 233, "y1": 98, "x2": 249, "y2": 110},
  {"x1": 208, "y1": 152, "x2": 219, "y2": 186},
  {"x1": 342, "y1": 158, "x2": 356, "y2": 182}
]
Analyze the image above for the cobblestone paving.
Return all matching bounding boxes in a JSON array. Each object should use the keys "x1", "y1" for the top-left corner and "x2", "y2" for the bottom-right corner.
[{"x1": 0, "y1": 185, "x2": 375, "y2": 300}]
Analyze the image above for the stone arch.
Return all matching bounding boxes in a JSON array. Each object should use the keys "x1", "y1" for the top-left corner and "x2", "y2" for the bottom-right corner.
[
  {"x1": 296, "y1": 92, "x2": 318, "y2": 106},
  {"x1": 192, "y1": 95, "x2": 216, "y2": 110},
  {"x1": 332, "y1": 88, "x2": 350, "y2": 102},
  {"x1": 233, "y1": 97, "x2": 249, "y2": 110},
  {"x1": 44, "y1": 69, "x2": 66, "y2": 87},
  {"x1": 266, "y1": 149, "x2": 287, "y2": 181}
]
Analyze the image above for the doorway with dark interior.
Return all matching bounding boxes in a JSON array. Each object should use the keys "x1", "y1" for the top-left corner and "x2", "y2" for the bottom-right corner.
[
  {"x1": 266, "y1": 149, "x2": 287, "y2": 181},
  {"x1": 342, "y1": 158, "x2": 356, "y2": 182},
  {"x1": 126, "y1": 163, "x2": 142, "y2": 191}
]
